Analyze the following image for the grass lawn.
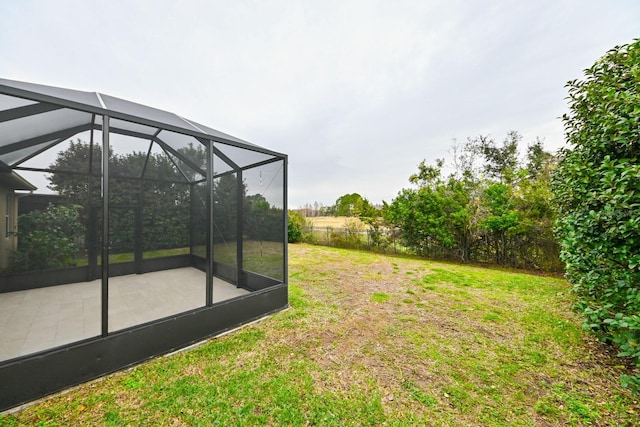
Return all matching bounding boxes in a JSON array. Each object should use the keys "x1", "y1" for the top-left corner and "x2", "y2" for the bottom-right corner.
[
  {"x1": 74, "y1": 247, "x2": 190, "y2": 266},
  {"x1": 2, "y1": 244, "x2": 638, "y2": 426}
]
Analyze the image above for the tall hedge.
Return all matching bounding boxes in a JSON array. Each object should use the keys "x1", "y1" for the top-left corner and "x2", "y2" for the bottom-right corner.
[
  {"x1": 12, "y1": 204, "x2": 83, "y2": 271},
  {"x1": 553, "y1": 39, "x2": 640, "y2": 390}
]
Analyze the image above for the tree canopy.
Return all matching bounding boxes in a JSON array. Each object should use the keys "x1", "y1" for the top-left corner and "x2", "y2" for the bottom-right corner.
[{"x1": 385, "y1": 132, "x2": 559, "y2": 270}]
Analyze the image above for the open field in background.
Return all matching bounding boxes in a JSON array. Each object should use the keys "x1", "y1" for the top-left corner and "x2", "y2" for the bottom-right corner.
[
  {"x1": 304, "y1": 216, "x2": 411, "y2": 256},
  {"x1": 306, "y1": 216, "x2": 365, "y2": 228},
  {"x1": 2, "y1": 244, "x2": 638, "y2": 426}
]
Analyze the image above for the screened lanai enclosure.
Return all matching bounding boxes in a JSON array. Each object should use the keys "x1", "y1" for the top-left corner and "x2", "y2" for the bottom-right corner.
[{"x1": 0, "y1": 79, "x2": 288, "y2": 411}]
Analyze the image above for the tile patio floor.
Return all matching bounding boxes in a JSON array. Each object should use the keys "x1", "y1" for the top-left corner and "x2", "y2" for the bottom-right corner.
[{"x1": 0, "y1": 268, "x2": 248, "y2": 362}]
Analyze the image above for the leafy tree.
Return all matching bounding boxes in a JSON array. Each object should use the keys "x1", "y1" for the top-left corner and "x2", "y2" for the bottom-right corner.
[
  {"x1": 409, "y1": 158, "x2": 444, "y2": 187},
  {"x1": 553, "y1": 39, "x2": 640, "y2": 391},
  {"x1": 470, "y1": 131, "x2": 521, "y2": 184},
  {"x1": 385, "y1": 187, "x2": 441, "y2": 256},
  {"x1": 357, "y1": 199, "x2": 386, "y2": 249},
  {"x1": 515, "y1": 186, "x2": 557, "y2": 270},
  {"x1": 385, "y1": 161, "x2": 456, "y2": 257},
  {"x1": 441, "y1": 177, "x2": 477, "y2": 262},
  {"x1": 287, "y1": 210, "x2": 307, "y2": 243},
  {"x1": 390, "y1": 156, "x2": 487, "y2": 262},
  {"x1": 333, "y1": 193, "x2": 372, "y2": 217},
  {"x1": 479, "y1": 182, "x2": 521, "y2": 265},
  {"x1": 328, "y1": 193, "x2": 382, "y2": 245},
  {"x1": 526, "y1": 138, "x2": 554, "y2": 179},
  {"x1": 48, "y1": 139, "x2": 103, "y2": 199}
]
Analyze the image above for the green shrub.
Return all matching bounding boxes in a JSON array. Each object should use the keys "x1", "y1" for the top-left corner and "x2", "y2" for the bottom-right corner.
[
  {"x1": 288, "y1": 211, "x2": 307, "y2": 243},
  {"x1": 553, "y1": 39, "x2": 640, "y2": 391},
  {"x1": 11, "y1": 204, "x2": 83, "y2": 272}
]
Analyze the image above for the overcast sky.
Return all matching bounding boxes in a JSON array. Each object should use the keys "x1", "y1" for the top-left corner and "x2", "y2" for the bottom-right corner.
[{"x1": 1, "y1": 0, "x2": 639, "y2": 208}]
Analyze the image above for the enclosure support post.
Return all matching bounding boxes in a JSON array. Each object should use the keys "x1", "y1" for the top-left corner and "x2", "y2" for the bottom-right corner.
[
  {"x1": 206, "y1": 140, "x2": 214, "y2": 306},
  {"x1": 101, "y1": 115, "x2": 110, "y2": 336},
  {"x1": 283, "y1": 156, "x2": 288, "y2": 285},
  {"x1": 135, "y1": 174, "x2": 144, "y2": 274},
  {"x1": 87, "y1": 119, "x2": 97, "y2": 280},
  {"x1": 134, "y1": 205, "x2": 143, "y2": 274},
  {"x1": 189, "y1": 182, "x2": 195, "y2": 259},
  {"x1": 236, "y1": 169, "x2": 244, "y2": 287}
]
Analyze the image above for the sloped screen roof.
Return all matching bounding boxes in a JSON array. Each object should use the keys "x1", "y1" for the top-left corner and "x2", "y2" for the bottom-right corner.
[{"x1": 0, "y1": 78, "x2": 284, "y2": 181}]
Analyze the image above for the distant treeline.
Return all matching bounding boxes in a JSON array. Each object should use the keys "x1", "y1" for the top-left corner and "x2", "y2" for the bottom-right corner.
[{"x1": 291, "y1": 131, "x2": 562, "y2": 272}]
